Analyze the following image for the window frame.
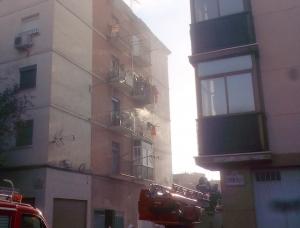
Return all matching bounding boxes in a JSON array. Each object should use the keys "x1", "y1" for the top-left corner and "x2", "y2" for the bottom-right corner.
[
  {"x1": 133, "y1": 140, "x2": 154, "y2": 180},
  {"x1": 19, "y1": 65, "x2": 37, "y2": 91},
  {"x1": 191, "y1": 0, "x2": 251, "y2": 23},
  {"x1": 21, "y1": 214, "x2": 46, "y2": 228},
  {"x1": 15, "y1": 119, "x2": 34, "y2": 147},
  {"x1": 198, "y1": 54, "x2": 259, "y2": 117}
]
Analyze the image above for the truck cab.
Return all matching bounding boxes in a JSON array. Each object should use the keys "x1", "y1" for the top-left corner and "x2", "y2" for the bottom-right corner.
[{"x1": 0, "y1": 193, "x2": 48, "y2": 228}]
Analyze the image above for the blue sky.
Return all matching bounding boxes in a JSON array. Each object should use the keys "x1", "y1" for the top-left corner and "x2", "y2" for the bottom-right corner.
[{"x1": 125, "y1": 0, "x2": 220, "y2": 180}]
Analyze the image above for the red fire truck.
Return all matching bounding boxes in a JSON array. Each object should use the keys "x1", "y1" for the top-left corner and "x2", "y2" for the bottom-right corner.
[
  {"x1": 0, "y1": 180, "x2": 48, "y2": 228},
  {"x1": 139, "y1": 184, "x2": 209, "y2": 228}
]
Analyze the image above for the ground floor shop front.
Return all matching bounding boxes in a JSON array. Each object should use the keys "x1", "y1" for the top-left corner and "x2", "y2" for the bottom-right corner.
[{"x1": 221, "y1": 163, "x2": 300, "y2": 228}]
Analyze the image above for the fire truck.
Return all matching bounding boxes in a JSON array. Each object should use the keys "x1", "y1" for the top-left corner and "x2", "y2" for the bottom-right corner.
[
  {"x1": 0, "y1": 180, "x2": 48, "y2": 228},
  {"x1": 138, "y1": 184, "x2": 209, "y2": 228}
]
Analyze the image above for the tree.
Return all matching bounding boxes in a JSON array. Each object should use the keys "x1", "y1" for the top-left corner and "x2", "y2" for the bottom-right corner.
[{"x1": 0, "y1": 85, "x2": 31, "y2": 163}]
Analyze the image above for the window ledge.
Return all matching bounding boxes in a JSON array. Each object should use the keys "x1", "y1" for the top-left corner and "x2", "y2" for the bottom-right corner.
[
  {"x1": 12, "y1": 145, "x2": 33, "y2": 151},
  {"x1": 195, "y1": 151, "x2": 272, "y2": 170}
]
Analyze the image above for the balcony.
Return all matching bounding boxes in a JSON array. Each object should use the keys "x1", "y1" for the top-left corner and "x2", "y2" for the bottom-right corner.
[
  {"x1": 132, "y1": 78, "x2": 157, "y2": 106},
  {"x1": 109, "y1": 111, "x2": 135, "y2": 135},
  {"x1": 133, "y1": 165, "x2": 154, "y2": 180},
  {"x1": 132, "y1": 45, "x2": 151, "y2": 67},
  {"x1": 134, "y1": 120, "x2": 155, "y2": 143},
  {"x1": 190, "y1": 12, "x2": 256, "y2": 54},
  {"x1": 107, "y1": 24, "x2": 131, "y2": 52},
  {"x1": 107, "y1": 69, "x2": 134, "y2": 94},
  {"x1": 133, "y1": 140, "x2": 154, "y2": 180},
  {"x1": 197, "y1": 112, "x2": 270, "y2": 166}
]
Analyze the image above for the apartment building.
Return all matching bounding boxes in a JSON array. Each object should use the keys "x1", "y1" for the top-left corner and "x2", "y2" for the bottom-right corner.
[
  {"x1": 189, "y1": 0, "x2": 300, "y2": 227},
  {"x1": 0, "y1": 0, "x2": 172, "y2": 227}
]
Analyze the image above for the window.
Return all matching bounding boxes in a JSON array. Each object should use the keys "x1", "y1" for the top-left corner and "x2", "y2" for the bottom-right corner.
[
  {"x1": 0, "y1": 216, "x2": 10, "y2": 228},
  {"x1": 255, "y1": 171, "x2": 281, "y2": 182},
  {"x1": 111, "y1": 98, "x2": 120, "y2": 125},
  {"x1": 21, "y1": 14, "x2": 39, "y2": 33},
  {"x1": 21, "y1": 215, "x2": 46, "y2": 228},
  {"x1": 193, "y1": 0, "x2": 246, "y2": 22},
  {"x1": 198, "y1": 55, "x2": 255, "y2": 116},
  {"x1": 112, "y1": 142, "x2": 120, "y2": 174},
  {"x1": 111, "y1": 56, "x2": 120, "y2": 78},
  {"x1": 94, "y1": 210, "x2": 124, "y2": 228},
  {"x1": 16, "y1": 120, "x2": 34, "y2": 147},
  {"x1": 19, "y1": 65, "x2": 37, "y2": 90},
  {"x1": 133, "y1": 140, "x2": 154, "y2": 180}
]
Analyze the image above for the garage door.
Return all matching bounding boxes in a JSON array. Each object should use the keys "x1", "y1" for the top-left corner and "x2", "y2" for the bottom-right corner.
[
  {"x1": 253, "y1": 169, "x2": 300, "y2": 228},
  {"x1": 53, "y1": 199, "x2": 87, "y2": 228}
]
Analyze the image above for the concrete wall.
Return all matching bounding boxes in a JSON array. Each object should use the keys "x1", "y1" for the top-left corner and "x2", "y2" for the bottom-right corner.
[
  {"x1": 0, "y1": 0, "x2": 54, "y2": 63},
  {"x1": 251, "y1": 0, "x2": 300, "y2": 154},
  {"x1": 44, "y1": 168, "x2": 91, "y2": 228},
  {"x1": 221, "y1": 169, "x2": 257, "y2": 228},
  {"x1": 151, "y1": 47, "x2": 172, "y2": 186},
  {"x1": 0, "y1": 168, "x2": 47, "y2": 213},
  {"x1": 48, "y1": 1, "x2": 92, "y2": 169},
  {"x1": 92, "y1": 177, "x2": 143, "y2": 228},
  {"x1": 0, "y1": 52, "x2": 52, "y2": 166}
]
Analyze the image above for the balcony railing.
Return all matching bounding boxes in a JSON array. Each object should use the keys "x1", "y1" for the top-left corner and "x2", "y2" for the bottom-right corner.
[
  {"x1": 133, "y1": 78, "x2": 157, "y2": 106},
  {"x1": 133, "y1": 165, "x2": 154, "y2": 180},
  {"x1": 107, "y1": 24, "x2": 131, "y2": 52},
  {"x1": 134, "y1": 120, "x2": 155, "y2": 142},
  {"x1": 108, "y1": 69, "x2": 134, "y2": 94},
  {"x1": 110, "y1": 111, "x2": 135, "y2": 134},
  {"x1": 190, "y1": 12, "x2": 256, "y2": 54},
  {"x1": 199, "y1": 112, "x2": 268, "y2": 156}
]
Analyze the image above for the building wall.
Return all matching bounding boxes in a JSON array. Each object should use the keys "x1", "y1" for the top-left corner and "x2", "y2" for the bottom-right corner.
[
  {"x1": 251, "y1": 0, "x2": 300, "y2": 155},
  {"x1": 92, "y1": 177, "x2": 143, "y2": 228},
  {"x1": 48, "y1": 0, "x2": 92, "y2": 169},
  {"x1": 0, "y1": 0, "x2": 54, "y2": 64},
  {"x1": 151, "y1": 47, "x2": 172, "y2": 186},
  {"x1": 44, "y1": 168, "x2": 91, "y2": 228},
  {"x1": 0, "y1": 0, "x2": 54, "y2": 166},
  {"x1": 0, "y1": 168, "x2": 47, "y2": 212},
  {"x1": 1, "y1": 1, "x2": 172, "y2": 228}
]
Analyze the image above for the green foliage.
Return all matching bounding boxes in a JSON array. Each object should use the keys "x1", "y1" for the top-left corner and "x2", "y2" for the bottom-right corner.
[{"x1": 0, "y1": 85, "x2": 31, "y2": 159}]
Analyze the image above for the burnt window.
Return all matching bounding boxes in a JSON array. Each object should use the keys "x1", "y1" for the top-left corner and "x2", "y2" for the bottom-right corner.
[
  {"x1": 16, "y1": 120, "x2": 34, "y2": 147},
  {"x1": 19, "y1": 65, "x2": 37, "y2": 90}
]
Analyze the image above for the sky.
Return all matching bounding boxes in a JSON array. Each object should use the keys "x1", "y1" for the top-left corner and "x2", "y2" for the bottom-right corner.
[{"x1": 125, "y1": 0, "x2": 220, "y2": 180}]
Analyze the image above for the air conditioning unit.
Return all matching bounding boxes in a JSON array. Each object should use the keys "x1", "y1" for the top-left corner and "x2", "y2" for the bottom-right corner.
[{"x1": 14, "y1": 33, "x2": 33, "y2": 50}]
